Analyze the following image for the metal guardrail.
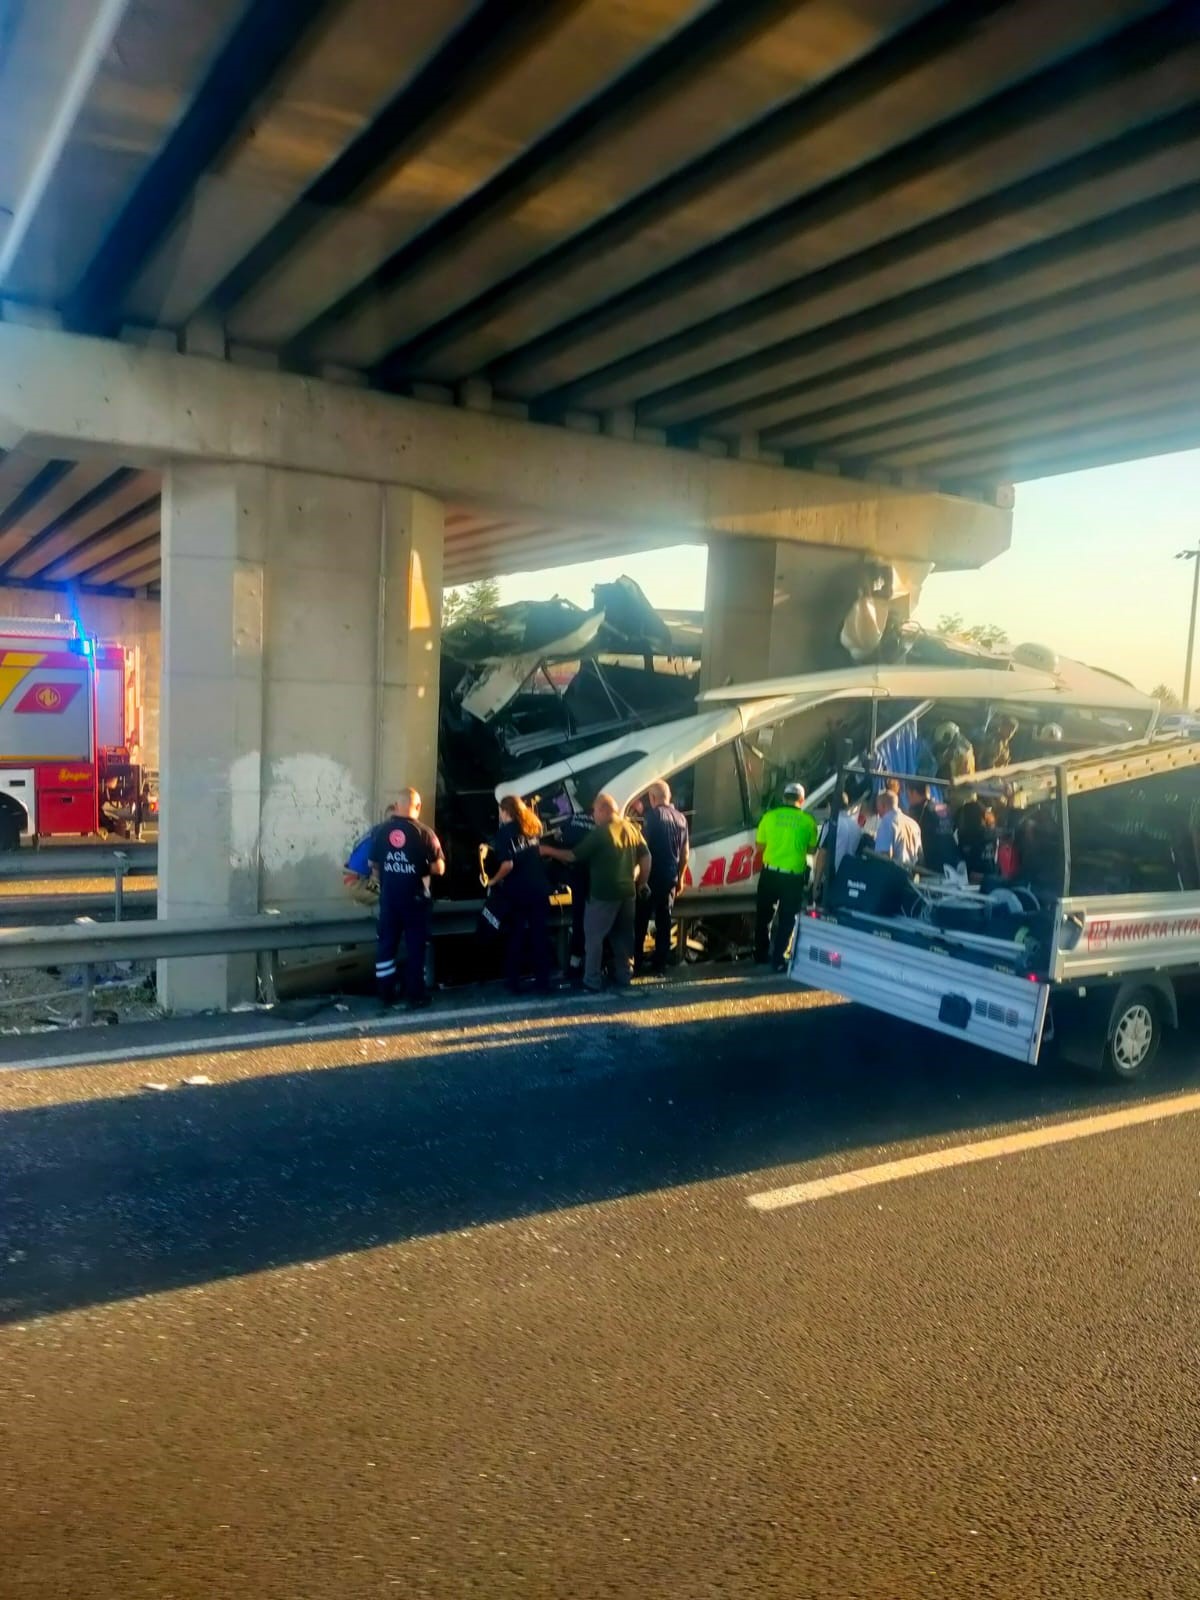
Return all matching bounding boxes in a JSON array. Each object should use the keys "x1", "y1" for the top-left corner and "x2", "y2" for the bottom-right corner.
[
  {"x1": 0, "y1": 912, "x2": 376, "y2": 971},
  {"x1": 0, "y1": 889, "x2": 156, "y2": 925},
  {"x1": 2, "y1": 844, "x2": 157, "y2": 879},
  {"x1": 0, "y1": 911, "x2": 380, "y2": 1027},
  {"x1": 0, "y1": 892, "x2": 761, "y2": 973},
  {"x1": 0, "y1": 846, "x2": 154, "y2": 925},
  {"x1": 0, "y1": 890, "x2": 761, "y2": 1026}
]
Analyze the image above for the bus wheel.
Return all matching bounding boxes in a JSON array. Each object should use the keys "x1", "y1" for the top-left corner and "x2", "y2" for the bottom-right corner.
[{"x1": 1104, "y1": 989, "x2": 1162, "y2": 1080}]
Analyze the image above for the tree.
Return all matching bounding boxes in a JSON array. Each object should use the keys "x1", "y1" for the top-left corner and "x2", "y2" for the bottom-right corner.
[
  {"x1": 1150, "y1": 683, "x2": 1180, "y2": 706},
  {"x1": 936, "y1": 611, "x2": 1009, "y2": 651},
  {"x1": 442, "y1": 577, "x2": 500, "y2": 628}
]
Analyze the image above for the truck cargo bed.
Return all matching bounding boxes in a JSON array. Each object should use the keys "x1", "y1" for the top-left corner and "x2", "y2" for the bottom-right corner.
[{"x1": 790, "y1": 913, "x2": 1051, "y2": 1064}]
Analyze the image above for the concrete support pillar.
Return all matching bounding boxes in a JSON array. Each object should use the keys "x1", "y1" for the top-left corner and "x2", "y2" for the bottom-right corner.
[
  {"x1": 158, "y1": 463, "x2": 264, "y2": 1011},
  {"x1": 766, "y1": 544, "x2": 878, "y2": 677},
  {"x1": 376, "y1": 487, "x2": 444, "y2": 818},
  {"x1": 696, "y1": 538, "x2": 777, "y2": 830},
  {"x1": 699, "y1": 536, "x2": 776, "y2": 692},
  {"x1": 701, "y1": 535, "x2": 919, "y2": 688},
  {"x1": 158, "y1": 464, "x2": 443, "y2": 1012}
]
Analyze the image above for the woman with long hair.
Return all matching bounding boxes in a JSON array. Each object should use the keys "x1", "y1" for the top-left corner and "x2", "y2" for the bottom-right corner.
[{"x1": 486, "y1": 795, "x2": 553, "y2": 995}]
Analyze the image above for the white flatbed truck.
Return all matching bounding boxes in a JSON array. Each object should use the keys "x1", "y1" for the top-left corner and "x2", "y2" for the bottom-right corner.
[{"x1": 790, "y1": 739, "x2": 1200, "y2": 1079}]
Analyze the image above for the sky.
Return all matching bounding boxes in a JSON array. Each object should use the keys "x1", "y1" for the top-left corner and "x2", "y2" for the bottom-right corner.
[{"x1": 492, "y1": 446, "x2": 1200, "y2": 699}]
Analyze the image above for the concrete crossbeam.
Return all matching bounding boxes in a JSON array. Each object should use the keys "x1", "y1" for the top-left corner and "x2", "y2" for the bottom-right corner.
[
  {"x1": 0, "y1": 0, "x2": 132, "y2": 284},
  {"x1": 0, "y1": 324, "x2": 1010, "y2": 569}
]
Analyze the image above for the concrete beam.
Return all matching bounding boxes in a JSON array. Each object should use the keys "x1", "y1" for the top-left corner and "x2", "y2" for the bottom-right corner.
[
  {"x1": 0, "y1": 324, "x2": 1010, "y2": 569},
  {"x1": 0, "y1": 0, "x2": 131, "y2": 286},
  {"x1": 444, "y1": 523, "x2": 695, "y2": 586}
]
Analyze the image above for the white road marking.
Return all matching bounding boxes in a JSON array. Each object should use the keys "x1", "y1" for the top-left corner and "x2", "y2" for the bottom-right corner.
[{"x1": 747, "y1": 1090, "x2": 1200, "y2": 1210}]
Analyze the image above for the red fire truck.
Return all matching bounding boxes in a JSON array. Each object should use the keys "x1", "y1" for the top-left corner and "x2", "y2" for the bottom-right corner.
[{"x1": 0, "y1": 618, "x2": 148, "y2": 850}]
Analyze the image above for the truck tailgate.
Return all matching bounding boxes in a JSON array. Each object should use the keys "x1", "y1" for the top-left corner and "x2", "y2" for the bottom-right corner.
[{"x1": 789, "y1": 917, "x2": 1050, "y2": 1064}]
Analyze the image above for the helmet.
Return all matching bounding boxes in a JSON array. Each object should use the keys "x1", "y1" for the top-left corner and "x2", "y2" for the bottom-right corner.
[
  {"x1": 1039, "y1": 723, "x2": 1064, "y2": 743},
  {"x1": 933, "y1": 721, "x2": 960, "y2": 750}
]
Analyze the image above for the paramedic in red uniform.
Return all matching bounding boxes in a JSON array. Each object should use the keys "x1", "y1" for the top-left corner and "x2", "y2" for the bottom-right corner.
[{"x1": 368, "y1": 788, "x2": 445, "y2": 1008}]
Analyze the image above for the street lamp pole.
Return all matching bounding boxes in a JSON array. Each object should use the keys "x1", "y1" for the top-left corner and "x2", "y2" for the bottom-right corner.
[{"x1": 1179, "y1": 548, "x2": 1200, "y2": 709}]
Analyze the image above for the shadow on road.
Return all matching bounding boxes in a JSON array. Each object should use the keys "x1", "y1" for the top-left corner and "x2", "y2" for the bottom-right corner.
[{"x1": 3, "y1": 989, "x2": 1198, "y2": 1323}]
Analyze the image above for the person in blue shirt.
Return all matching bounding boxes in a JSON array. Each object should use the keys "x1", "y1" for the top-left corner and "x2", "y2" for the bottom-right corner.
[
  {"x1": 367, "y1": 788, "x2": 445, "y2": 1008},
  {"x1": 344, "y1": 803, "x2": 398, "y2": 907},
  {"x1": 485, "y1": 794, "x2": 553, "y2": 995},
  {"x1": 635, "y1": 779, "x2": 690, "y2": 974}
]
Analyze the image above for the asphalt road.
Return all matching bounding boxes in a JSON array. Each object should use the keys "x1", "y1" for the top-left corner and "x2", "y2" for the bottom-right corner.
[{"x1": 3, "y1": 976, "x2": 1200, "y2": 1599}]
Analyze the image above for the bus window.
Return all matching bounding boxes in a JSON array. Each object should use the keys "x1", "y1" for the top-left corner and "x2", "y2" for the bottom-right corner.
[
  {"x1": 670, "y1": 743, "x2": 746, "y2": 846},
  {"x1": 529, "y1": 751, "x2": 649, "y2": 824},
  {"x1": 739, "y1": 697, "x2": 877, "y2": 816}
]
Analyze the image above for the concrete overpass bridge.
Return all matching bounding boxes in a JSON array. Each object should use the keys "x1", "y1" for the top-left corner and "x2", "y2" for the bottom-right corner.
[{"x1": 0, "y1": 0, "x2": 1196, "y2": 1005}]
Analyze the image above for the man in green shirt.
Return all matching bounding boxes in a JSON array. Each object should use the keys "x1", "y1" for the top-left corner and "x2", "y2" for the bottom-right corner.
[
  {"x1": 755, "y1": 781, "x2": 819, "y2": 970},
  {"x1": 541, "y1": 792, "x2": 651, "y2": 991}
]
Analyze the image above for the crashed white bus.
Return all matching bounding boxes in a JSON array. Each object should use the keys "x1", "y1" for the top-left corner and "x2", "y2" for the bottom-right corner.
[
  {"x1": 791, "y1": 737, "x2": 1200, "y2": 1079},
  {"x1": 503, "y1": 649, "x2": 1158, "y2": 906}
]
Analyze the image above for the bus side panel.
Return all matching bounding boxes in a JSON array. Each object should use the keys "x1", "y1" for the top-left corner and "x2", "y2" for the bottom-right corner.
[{"x1": 790, "y1": 918, "x2": 1050, "y2": 1064}]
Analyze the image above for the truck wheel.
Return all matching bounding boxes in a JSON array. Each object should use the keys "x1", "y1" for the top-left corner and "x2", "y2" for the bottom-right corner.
[
  {"x1": 0, "y1": 810, "x2": 21, "y2": 852},
  {"x1": 1104, "y1": 989, "x2": 1162, "y2": 1080}
]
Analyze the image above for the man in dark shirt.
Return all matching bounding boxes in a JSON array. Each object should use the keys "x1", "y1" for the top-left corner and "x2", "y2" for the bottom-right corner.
[
  {"x1": 635, "y1": 779, "x2": 690, "y2": 974},
  {"x1": 556, "y1": 807, "x2": 594, "y2": 984},
  {"x1": 956, "y1": 798, "x2": 998, "y2": 884},
  {"x1": 906, "y1": 782, "x2": 959, "y2": 873},
  {"x1": 368, "y1": 787, "x2": 445, "y2": 1008}
]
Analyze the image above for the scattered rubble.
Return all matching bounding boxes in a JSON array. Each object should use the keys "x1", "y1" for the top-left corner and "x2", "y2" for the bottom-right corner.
[{"x1": 0, "y1": 963, "x2": 161, "y2": 1034}]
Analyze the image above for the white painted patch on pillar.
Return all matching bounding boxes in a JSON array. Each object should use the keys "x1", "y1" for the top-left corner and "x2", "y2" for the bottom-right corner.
[{"x1": 258, "y1": 752, "x2": 369, "y2": 873}]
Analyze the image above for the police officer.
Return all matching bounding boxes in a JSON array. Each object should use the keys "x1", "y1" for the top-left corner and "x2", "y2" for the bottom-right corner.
[
  {"x1": 368, "y1": 787, "x2": 445, "y2": 1008},
  {"x1": 635, "y1": 779, "x2": 689, "y2": 974},
  {"x1": 755, "y1": 781, "x2": 819, "y2": 970}
]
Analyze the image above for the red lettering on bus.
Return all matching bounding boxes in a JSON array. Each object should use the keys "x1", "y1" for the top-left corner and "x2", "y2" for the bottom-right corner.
[{"x1": 727, "y1": 844, "x2": 754, "y2": 883}]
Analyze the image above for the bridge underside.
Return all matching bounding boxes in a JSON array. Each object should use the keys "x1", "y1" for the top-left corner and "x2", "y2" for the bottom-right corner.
[
  {"x1": 0, "y1": 451, "x2": 702, "y2": 601},
  {"x1": 0, "y1": 0, "x2": 1195, "y2": 539},
  {"x1": 1, "y1": 0, "x2": 1196, "y2": 1011}
]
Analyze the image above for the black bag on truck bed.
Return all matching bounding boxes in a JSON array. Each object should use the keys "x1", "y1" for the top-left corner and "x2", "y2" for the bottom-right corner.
[{"x1": 830, "y1": 853, "x2": 920, "y2": 917}]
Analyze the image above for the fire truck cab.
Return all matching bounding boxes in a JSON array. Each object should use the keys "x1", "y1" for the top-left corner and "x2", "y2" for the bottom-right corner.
[{"x1": 0, "y1": 618, "x2": 146, "y2": 850}]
